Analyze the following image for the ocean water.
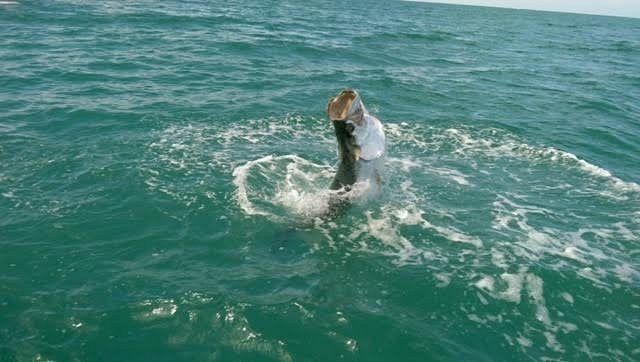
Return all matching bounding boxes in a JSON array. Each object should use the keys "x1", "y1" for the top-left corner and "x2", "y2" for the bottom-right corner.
[{"x1": 1, "y1": 0, "x2": 639, "y2": 360}]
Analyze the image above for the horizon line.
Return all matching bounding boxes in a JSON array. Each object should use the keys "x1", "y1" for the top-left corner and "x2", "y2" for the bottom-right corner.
[{"x1": 404, "y1": 1, "x2": 640, "y2": 20}]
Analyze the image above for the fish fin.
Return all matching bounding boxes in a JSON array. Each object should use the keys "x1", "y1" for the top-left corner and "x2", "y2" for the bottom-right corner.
[{"x1": 354, "y1": 147, "x2": 361, "y2": 161}]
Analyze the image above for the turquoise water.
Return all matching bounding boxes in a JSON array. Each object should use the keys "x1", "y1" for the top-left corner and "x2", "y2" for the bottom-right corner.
[{"x1": 1, "y1": 0, "x2": 639, "y2": 360}]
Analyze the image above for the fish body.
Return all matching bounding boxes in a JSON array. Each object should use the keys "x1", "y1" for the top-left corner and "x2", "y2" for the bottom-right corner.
[
  {"x1": 329, "y1": 120, "x2": 360, "y2": 191},
  {"x1": 325, "y1": 89, "x2": 385, "y2": 218}
]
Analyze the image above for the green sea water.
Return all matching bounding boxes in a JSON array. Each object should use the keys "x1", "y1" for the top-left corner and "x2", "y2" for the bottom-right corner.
[{"x1": 1, "y1": 1, "x2": 639, "y2": 361}]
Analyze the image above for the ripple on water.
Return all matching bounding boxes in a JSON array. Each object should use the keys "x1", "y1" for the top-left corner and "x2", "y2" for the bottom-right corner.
[{"x1": 212, "y1": 117, "x2": 639, "y2": 357}]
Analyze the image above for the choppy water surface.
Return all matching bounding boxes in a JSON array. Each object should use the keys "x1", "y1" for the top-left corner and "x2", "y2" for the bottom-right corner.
[{"x1": 1, "y1": 1, "x2": 639, "y2": 360}]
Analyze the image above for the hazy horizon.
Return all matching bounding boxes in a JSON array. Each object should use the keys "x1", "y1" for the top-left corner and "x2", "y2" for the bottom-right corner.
[{"x1": 410, "y1": 0, "x2": 640, "y2": 18}]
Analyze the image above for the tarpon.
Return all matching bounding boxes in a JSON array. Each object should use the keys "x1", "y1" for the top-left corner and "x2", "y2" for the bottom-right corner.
[{"x1": 325, "y1": 89, "x2": 385, "y2": 218}]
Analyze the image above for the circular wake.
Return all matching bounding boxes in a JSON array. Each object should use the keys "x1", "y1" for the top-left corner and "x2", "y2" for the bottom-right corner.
[
  {"x1": 232, "y1": 154, "x2": 335, "y2": 220},
  {"x1": 139, "y1": 115, "x2": 639, "y2": 356},
  {"x1": 140, "y1": 116, "x2": 639, "y2": 276}
]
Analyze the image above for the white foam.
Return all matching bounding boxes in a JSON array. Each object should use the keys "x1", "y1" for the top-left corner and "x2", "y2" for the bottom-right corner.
[
  {"x1": 444, "y1": 127, "x2": 640, "y2": 196},
  {"x1": 386, "y1": 156, "x2": 422, "y2": 172},
  {"x1": 543, "y1": 331, "x2": 564, "y2": 353},
  {"x1": 612, "y1": 264, "x2": 636, "y2": 283},
  {"x1": 210, "y1": 304, "x2": 293, "y2": 360},
  {"x1": 139, "y1": 116, "x2": 640, "y2": 357},
  {"x1": 273, "y1": 158, "x2": 335, "y2": 218},
  {"x1": 232, "y1": 155, "x2": 276, "y2": 216},
  {"x1": 491, "y1": 249, "x2": 509, "y2": 268},
  {"x1": 426, "y1": 221, "x2": 483, "y2": 247},
  {"x1": 560, "y1": 292, "x2": 574, "y2": 304},
  {"x1": 384, "y1": 123, "x2": 430, "y2": 149},
  {"x1": 576, "y1": 159, "x2": 640, "y2": 193},
  {"x1": 475, "y1": 275, "x2": 495, "y2": 291},
  {"x1": 614, "y1": 222, "x2": 637, "y2": 241},
  {"x1": 232, "y1": 154, "x2": 335, "y2": 218},
  {"x1": 392, "y1": 206, "x2": 426, "y2": 226},
  {"x1": 516, "y1": 335, "x2": 533, "y2": 348},
  {"x1": 526, "y1": 274, "x2": 551, "y2": 327},
  {"x1": 142, "y1": 116, "x2": 338, "y2": 206},
  {"x1": 427, "y1": 166, "x2": 472, "y2": 186},
  {"x1": 434, "y1": 273, "x2": 451, "y2": 287},
  {"x1": 557, "y1": 321, "x2": 578, "y2": 333},
  {"x1": 489, "y1": 194, "x2": 640, "y2": 286},
  {"x1": 364, "y1": 210, "x2": 419, "y2": 258},
  {"x1": 385, "y1": 205, "x2": 483, "y2": 248},
  {"x1": 345, "y1": 338, "x2": 358, "y2": 352},
  {"x1": 576, "y1": 267, "x2": 611, "y2": 291},
  {"x1": 499, "y1": 272, "x2": 524, "y2": 304},
  {"x1": 135, "y1": 299, "x2": 178, "y2": 321},
  {"x1": 231, "y1": 152, "x2": 390, "y2": 222},
  {"x1": 562, "y1": 246, "x2": 589, "y2": 264},
  {"x1": 274, "y1": 187, "x2": 330, "y2": 218},
  {"x1": 476, "y1": 291, "x2": 489, "y2": 305},
  {"x1": 467, "y1": 314, "x2": 486, "y2": 324}
]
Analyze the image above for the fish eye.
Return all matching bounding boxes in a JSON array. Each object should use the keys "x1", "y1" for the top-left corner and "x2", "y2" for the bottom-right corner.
[{"x1": 345, "y1": 123, "x2": 355, "y2": 134}]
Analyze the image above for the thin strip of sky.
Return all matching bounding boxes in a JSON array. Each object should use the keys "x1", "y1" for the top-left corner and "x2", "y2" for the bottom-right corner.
[{"x1": 411, "y1": 0, "x2": 640, "y2": 18}]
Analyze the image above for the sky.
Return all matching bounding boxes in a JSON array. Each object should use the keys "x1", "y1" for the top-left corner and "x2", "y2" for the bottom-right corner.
[{"x1": 415, "y1": 0, "x2": 640, "y2": 18}]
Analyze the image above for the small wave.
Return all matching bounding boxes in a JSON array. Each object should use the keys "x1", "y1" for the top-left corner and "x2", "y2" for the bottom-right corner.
[
  {"x1": 354, "y1": 30, "x2": 456, "y2": 44},
  {"x1": 132, "y1": 294, "x2": 293, "y2": 361},
  {"x1": 609, "y1": 40, "x2": 638, "y2": 53},
  {"x1": 427, "y1": 165, "x2": 472, "y2": 186},
  {"x1": 443, "y1": 127, "x2": 640, "y2": 196},
  {"x1": 491, "y1": 194, "x2": 639, "y2": 285}
]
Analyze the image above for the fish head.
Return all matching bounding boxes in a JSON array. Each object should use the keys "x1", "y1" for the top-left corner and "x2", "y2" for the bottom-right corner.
[
  {"x1": 327, "y1": 89, "x2": 365, "y2": 124},
  {"x1": 327, "y1": 89, "x2": 365, "y2": 163}
]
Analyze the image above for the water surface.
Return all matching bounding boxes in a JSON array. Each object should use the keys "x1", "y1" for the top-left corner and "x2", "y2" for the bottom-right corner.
[{"x1": 1, "y1": 1, "x2": 639, "y2": 360}]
